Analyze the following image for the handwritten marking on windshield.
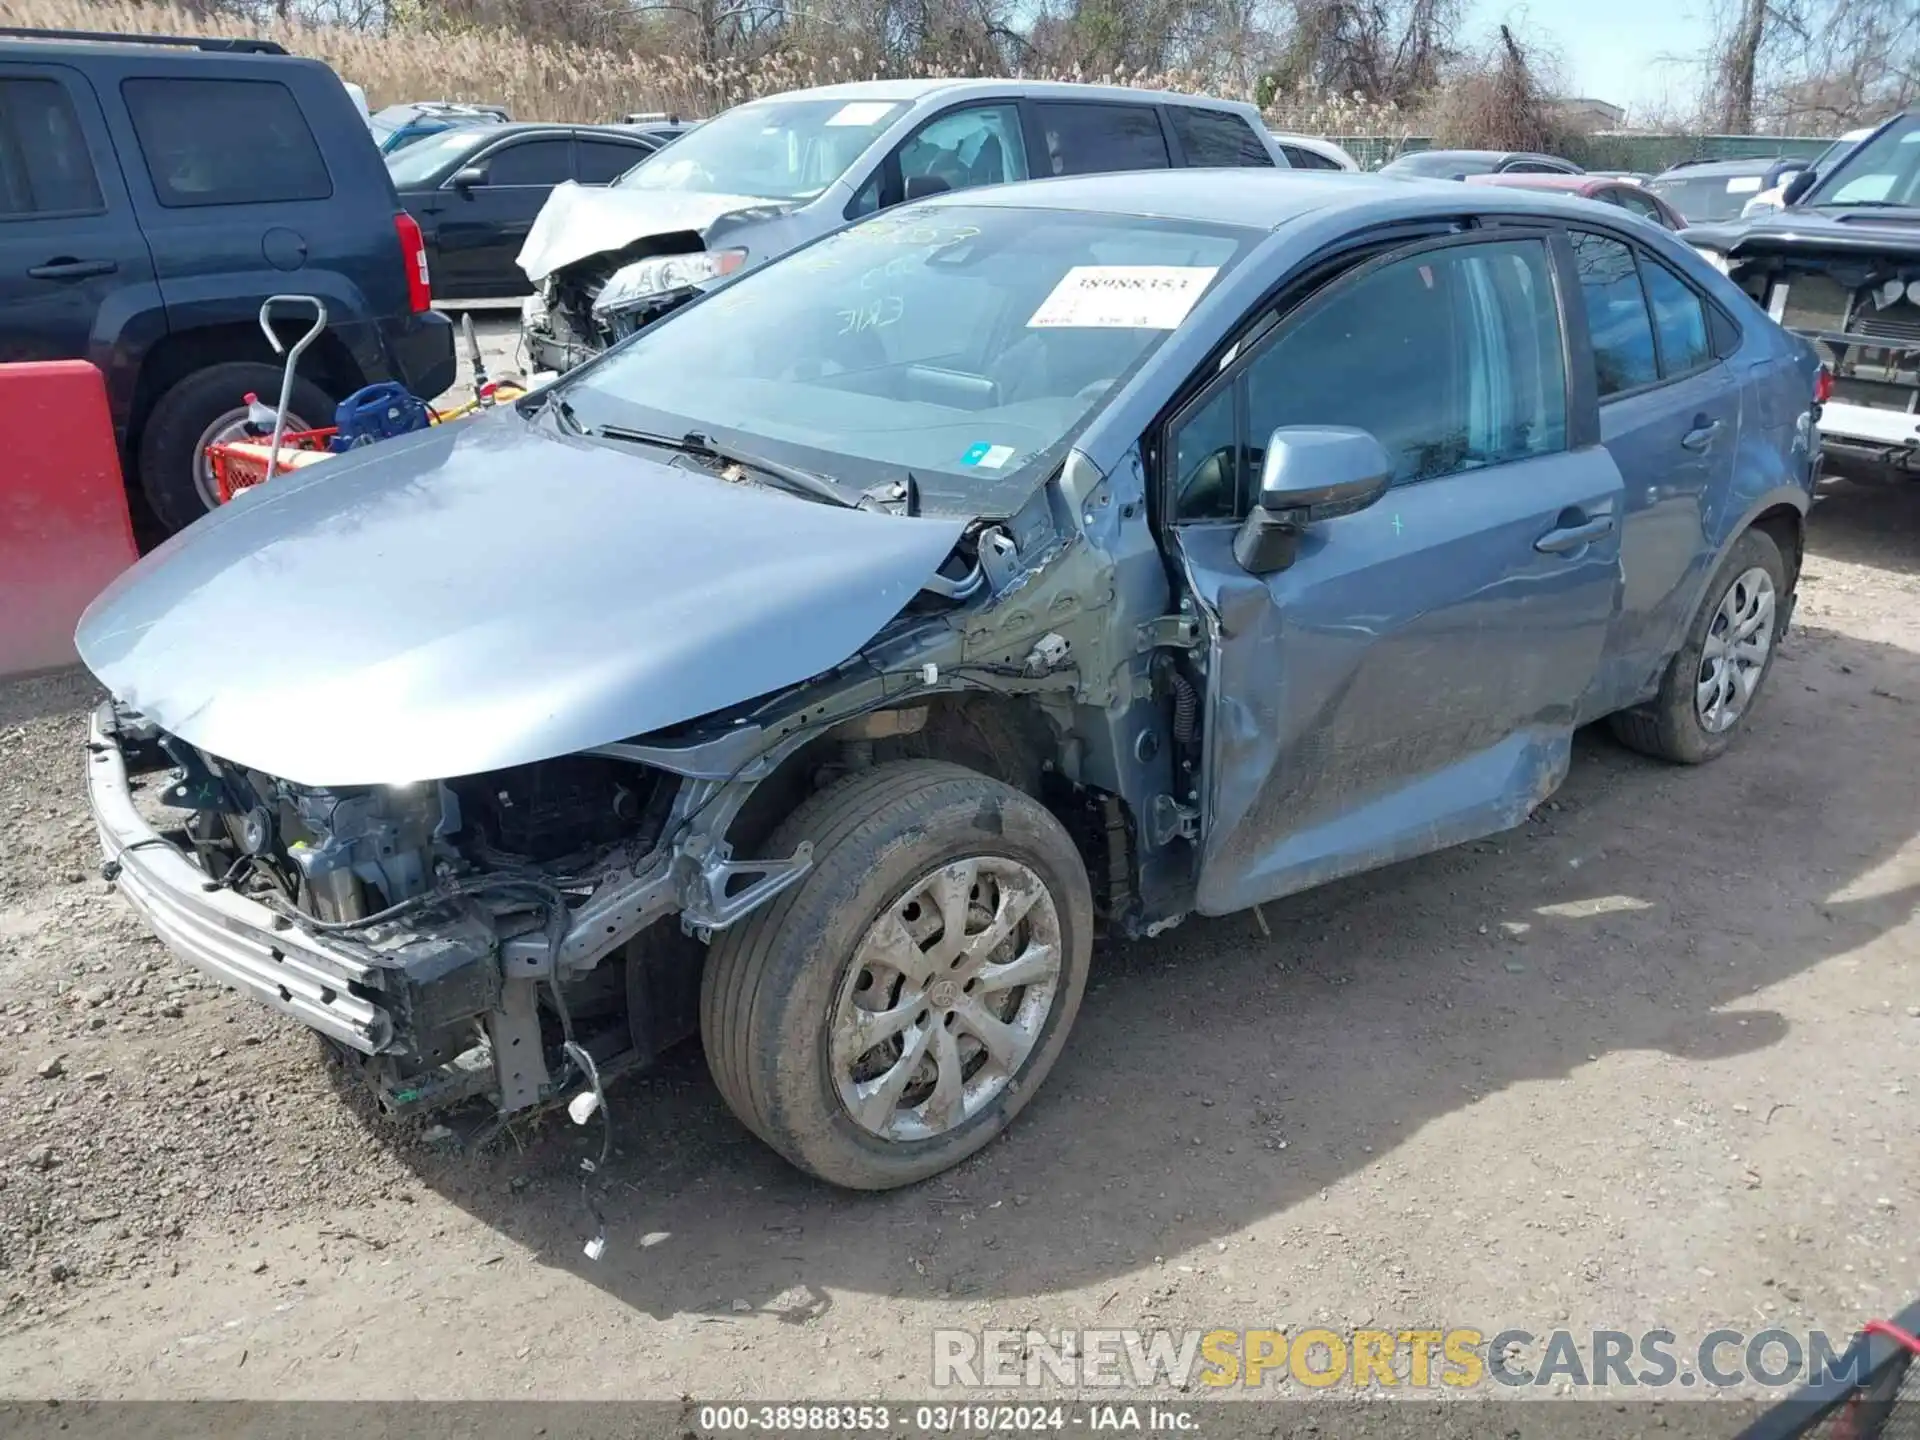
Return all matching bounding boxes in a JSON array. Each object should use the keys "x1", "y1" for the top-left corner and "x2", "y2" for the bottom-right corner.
[{"x1": 838, "y1": 295, "x2": 906, "y2": 334}]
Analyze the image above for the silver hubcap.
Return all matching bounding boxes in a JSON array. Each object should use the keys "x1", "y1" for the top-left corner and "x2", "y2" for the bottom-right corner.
[
  {"x1": 193, "y1": 405, "x2": 309, "y2": 509},
  {"x1": 832, "y1": 857, "x2": 1061, "y2": 1144},
  {"x1": 1696, "y1": 566, "x2": 1776, "y2": 733}
]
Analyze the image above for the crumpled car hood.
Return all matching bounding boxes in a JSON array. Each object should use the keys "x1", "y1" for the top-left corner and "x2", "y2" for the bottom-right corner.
[
  {"x1": 517, "y1": 182, "x2": 780, "y2": 282},
  {"x1": 76, "y1": 410, "x2": 965, "y2": 787}
]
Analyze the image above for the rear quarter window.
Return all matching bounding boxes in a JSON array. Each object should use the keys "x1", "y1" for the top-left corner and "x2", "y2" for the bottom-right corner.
[
  {"x1": 122, "y1": 76, "x2": 332, "y2": 208},
  {"x1": 1168, "y1": 108, "x2": 1273, "y2": 167}
]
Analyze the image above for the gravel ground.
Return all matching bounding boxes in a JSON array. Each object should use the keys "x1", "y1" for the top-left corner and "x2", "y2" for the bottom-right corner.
[{"x1": 0, "y1": 469, "x2": 1914, "y2": 1402}]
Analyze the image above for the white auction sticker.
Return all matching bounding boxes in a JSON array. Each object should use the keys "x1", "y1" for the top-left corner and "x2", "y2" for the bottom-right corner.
[
  {"x1": 827, "y1": 101, "x2": 896, "y2": 127},
  {"x1": 1726, "y1": 175, "x2": 1764, "y2": 194},
  {"x1": 1026, "y1": 265, "x2": 1218, "y2": 330}
]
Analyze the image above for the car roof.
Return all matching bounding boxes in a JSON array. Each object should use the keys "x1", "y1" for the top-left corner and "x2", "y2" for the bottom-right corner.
[
  {"x1": 0, "y1": 36, "x2": 329, "y2": 72},
  {"x1": 1467, "y1": 172, "x2": 1596, "y2": 192},
  {"x1": 751, "y1": 77, "x2": 1263, "y2": 114},
  {"x1": 1656, "y1": 156, "x2": 1783, "y2": 176},
  {"x1": 915, "y1": 167, "x2": 1625, "y2": 230},
  {"x1": 1396, "y1": 149, "x2": 1520, "y2": 163}
]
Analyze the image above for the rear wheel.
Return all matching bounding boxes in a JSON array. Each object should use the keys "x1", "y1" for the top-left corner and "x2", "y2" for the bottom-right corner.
[
  {"x1": 700, "y1": 761, "x2": 1093, "y2": 1190},
  {"x1": 1609, "y1": 527, "x2": 1787, "y2": 764},
  {"x1": 137, "y1": 362, "x2": 331, "y2": 535}
]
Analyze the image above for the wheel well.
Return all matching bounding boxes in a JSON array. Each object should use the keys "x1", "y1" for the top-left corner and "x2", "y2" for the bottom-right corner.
[
  {"x1": 1750, "y1": 504, "x2": 1805, "y2": 592},
  {"x1": 724, "y1": 692, "x2": 1123, "y2": 886},
  {"x1": 127, "y1": 322, "x2": 366, "y2": 458}
]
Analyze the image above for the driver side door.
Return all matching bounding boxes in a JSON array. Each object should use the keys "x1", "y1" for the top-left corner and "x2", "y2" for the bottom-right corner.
[{"x1": 1166, "y1": 233, "x2": 1627, "y2": 915}]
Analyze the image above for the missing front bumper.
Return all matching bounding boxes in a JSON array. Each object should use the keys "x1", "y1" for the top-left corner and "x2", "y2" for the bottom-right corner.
[{"x1": 85, "y1": 703, "x2": 392, "y2": 1052}]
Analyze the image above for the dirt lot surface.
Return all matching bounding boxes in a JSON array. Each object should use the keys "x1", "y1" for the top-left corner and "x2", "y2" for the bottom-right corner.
[{"x1": 0, "y1": 469, "x2": 1915, "y2": 1404}]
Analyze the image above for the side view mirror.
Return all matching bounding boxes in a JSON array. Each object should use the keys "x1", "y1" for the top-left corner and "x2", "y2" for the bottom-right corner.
[
  {"x1": 451, "y1": 164, "x2": 488, "y2": 191},
  {"x1": 1233, "y1": 426, "x2": 1392, "y2": 575},
  {"x1": 904, "y1": 173, "x2": 953, "y2": 201},
  {"x1": 1782, "y1": 167, "x2": 1818, "y2": 207}
]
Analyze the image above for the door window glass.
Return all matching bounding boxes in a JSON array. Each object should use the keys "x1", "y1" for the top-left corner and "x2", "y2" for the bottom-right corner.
[
  {"x1": 0, "y1": 77, "x2": 103, "y2": 216},
  {"x1": 1173, "y1": 238, "x2": 1567, "y2": 518},
  {"x1": 484, "y1": 139, "x2": 573, "y2": 186},
  {"x1": 1280, "y1": 143, "x2": 1340, "y2": 171},
  {"x1": 577, "y1": 139, "x2": 647, "y2": 184},
  {"x1": 1641, "y1": 258, "x2": 1712, "y2": 376},
  {"x1": 1034, "y1": 102, "x2": 1169, "y2": 176},
  {"x1": 1570, "y1": 231, "x2": 1658, "y2": 396},
  {"x1": 898, "y1": 104, "x2": 1028, "y2": 196}
]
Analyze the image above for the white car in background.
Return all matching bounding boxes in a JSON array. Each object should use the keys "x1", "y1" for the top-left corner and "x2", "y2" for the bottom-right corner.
[
  {"x1": 1742, "y1": 126, "x2": 1875, "y2": 216},
  {"x1": 1268, "y1": 132, "x2": 1359, "y2": 170}
]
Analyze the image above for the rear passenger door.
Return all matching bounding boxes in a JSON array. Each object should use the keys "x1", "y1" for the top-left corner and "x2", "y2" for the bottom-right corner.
[
  {"x1": 0, "y1": 60, "x2": 157, "y2": 404},
  {"x1": 1167, "y1": 234, "x2": 1625, "y2": 914},
  {"x1": 1028, "y1": 101, "x2": 1170, "y2": 177},
  {"x1": 433, "y1": 134, "x2": 573, "y2": 298},
  {"x1": 1564, "y1": 229, "x2": 1742, "y2": 711}
]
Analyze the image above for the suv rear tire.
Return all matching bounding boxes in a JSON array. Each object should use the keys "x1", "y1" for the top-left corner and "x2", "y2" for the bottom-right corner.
[
  {"x1": 138, "y1": 362, "x2": 333, "y2": 535},
  {"x1": 1609, "y1": 528, "x2": 1788, "y2": 764},
  {"x1": 701, "y1": 761, "x2": 1093, "y2": 1190}
]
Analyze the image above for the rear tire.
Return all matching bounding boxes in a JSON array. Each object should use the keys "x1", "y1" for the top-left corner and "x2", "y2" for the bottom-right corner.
[
  {"x1": 1609, "y1": 528, "x2": 1788, "y2": 764},
  {"x1": 700, "y1": 761, "x2": 1093, "y2": 1190},
  {"x1": 137, "y1": 361, "x2": 332, "y2": 536}
]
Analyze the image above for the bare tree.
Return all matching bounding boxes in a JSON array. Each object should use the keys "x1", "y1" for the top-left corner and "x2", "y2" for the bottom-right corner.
[{"x1": 1707, "y1": 0, "x2": 1919, "y2": 133}]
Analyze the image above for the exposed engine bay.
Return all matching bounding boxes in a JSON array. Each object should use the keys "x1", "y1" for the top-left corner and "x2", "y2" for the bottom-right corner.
[
  {"x1": 525, "y1": 248, "x2": 698, "y2": 374},
  {"x1": 112, "y1": 712, "x2": 692, "y2": 1118}
]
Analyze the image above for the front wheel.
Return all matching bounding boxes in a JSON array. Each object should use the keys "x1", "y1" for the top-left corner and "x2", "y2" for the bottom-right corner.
[
  {"x1": 1609, "y1": 527, "x2": 1788, "y2": 764},
  {"x1": 701, "y1": 761, "x2": 1093, "y2": 1190}
]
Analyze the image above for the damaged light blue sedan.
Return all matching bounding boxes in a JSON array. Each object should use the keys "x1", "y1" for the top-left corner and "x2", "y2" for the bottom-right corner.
[{"x1": 79, "y1": 171, "x2": 1821, "y2": 1189}]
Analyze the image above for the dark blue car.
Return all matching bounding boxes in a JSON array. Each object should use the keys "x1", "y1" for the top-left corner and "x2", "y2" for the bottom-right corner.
[{"x1": 81, "y1": 170, "x2": 1820, "y2": 1188}]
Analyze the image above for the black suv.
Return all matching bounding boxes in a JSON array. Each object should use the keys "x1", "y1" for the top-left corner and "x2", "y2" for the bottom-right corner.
[{"x1": 0, "y1": 27, "x2": 456, "y2": 537}]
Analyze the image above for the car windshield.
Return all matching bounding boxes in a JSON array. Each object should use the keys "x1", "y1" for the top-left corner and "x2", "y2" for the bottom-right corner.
[
  {"x1": 384, "y1": 128, "x2": 488, "y2": 186},
  {"x1": 1386, "y1": 152, "x2": 1496, "y2": 178},
  {"x1": 615, "y1": 97, "x2": 906, "y2": 202},
  {"x1": 1808, "y1": 116, "x2": 1920, "y2": 206},
  {"x1": 562, "y1": 204, "x2": 1257, "y2": 506},
  {"x1": 1646, "y1": 171, "x2": 1766, "y2": 221}
]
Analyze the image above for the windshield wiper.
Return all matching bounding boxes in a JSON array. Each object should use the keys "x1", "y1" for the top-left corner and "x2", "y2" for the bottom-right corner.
[
  {"x1": 676, "y1": 431, "x2": 857, "y2": 509},
  {"x1": 1816, "y1": 199, "x2": 1920, "y2": 210},
  {"x1": 564, "y1": 411, "x2": 860, "y2": 510}
]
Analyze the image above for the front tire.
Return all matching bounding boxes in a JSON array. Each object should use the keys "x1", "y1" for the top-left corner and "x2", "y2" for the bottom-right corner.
[
  {"x1": 1609, "y1": 527, "x2": 1788, "y2": 764},
  {"x1": 701, "y1": 761, "x2": 1093, "y2": 1190}
]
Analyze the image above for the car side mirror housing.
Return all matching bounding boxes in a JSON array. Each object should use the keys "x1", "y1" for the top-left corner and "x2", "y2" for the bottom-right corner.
[
  {"x1": 1233, "y1": 426, "x2": 1392, "y2": 575},
  {"x1": 451, "y1": 164, "x2": 488, "y2": 191},
  {"x1": 904, "y1": 174, "x2": 952, "y2": 201},
  {"x1": 1781, "y1": 167, "x2": 1818, "y2": 207}
]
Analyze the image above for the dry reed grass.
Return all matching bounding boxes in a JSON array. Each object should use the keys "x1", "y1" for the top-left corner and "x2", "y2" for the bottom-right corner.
[{"x1": 8, "y1": 0, "x2": 1410, "y2": 134}]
